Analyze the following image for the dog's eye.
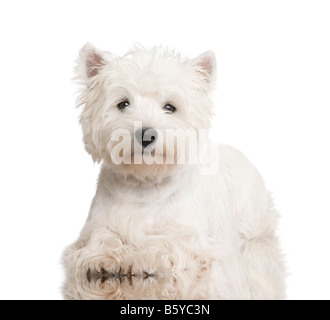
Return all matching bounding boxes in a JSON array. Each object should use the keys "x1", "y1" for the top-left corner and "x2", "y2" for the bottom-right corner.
[
  {"x1": 163, "y1": 104, "x2": 176, "y2": 113},
  {"x1": 117, "y1": 100, "x2": 130, "y2": 110}
]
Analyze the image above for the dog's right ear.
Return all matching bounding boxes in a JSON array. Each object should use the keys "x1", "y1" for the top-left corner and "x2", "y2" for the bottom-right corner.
[
  {"x1": 75, "y1": 43, "x2": 109, "y2": 163},
  {"x1": 76, "y1": 43, "x2": 107, "y2": 84}
]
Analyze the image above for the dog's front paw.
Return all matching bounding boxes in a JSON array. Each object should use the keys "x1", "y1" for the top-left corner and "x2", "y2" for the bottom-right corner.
[
  {"x1": 78, "y1": 246, "x2": 163, "y2": 299},
  {"x1": 63, "y1": 232, "x2": 217, "y2": 299}
]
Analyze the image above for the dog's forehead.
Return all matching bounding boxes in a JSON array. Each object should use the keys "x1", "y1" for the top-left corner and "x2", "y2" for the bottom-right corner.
[
  {"x1": 112, "y1": 52, "x2": 189, "y2": 94},
  {"x1": 124, "y1": 50, "x2": 186, "y2": 77}
]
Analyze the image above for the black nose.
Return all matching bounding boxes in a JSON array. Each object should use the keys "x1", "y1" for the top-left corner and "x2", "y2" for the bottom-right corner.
[{"x1": 135, "y1": 128, "x2": 158, "y2": 148}]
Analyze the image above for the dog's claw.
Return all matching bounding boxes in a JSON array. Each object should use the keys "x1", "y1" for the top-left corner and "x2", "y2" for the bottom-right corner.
[
  {"x1": 86, "y1": 268, "x2": 92, "y2": 283},
  {"x1": 143, "y1": 271, "x2": 155, "y2": 279},
  {"x1": 117, "y1": 267, "x2": 122, "y2": 283}
]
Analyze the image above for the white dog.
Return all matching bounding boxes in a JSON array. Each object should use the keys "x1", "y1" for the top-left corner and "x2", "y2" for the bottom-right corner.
[{"x1": 62, "y1": 43, "x2": 286, "y2": 300}]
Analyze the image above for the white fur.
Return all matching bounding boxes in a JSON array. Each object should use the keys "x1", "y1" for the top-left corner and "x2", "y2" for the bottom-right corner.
[{"x1": 62, "y1": 43, "x2": 286, "y2": 300}]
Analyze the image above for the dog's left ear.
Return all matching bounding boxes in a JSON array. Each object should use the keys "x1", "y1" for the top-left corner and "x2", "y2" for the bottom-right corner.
[{"x1": 191, "y1": 51, "x2": 217, "y2": 89}]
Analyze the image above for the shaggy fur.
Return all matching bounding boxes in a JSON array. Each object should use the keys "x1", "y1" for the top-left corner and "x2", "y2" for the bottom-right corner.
[{"x1": 62, "y1": 43, "x2": 286, "y2": 300}]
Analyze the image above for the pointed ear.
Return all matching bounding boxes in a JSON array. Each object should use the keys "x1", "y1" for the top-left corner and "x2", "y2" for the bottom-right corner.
[
  {"x1": 76, "y1": 42, "x2": 106, "y2": 82},
  {"x1": 191, "y1": 51, "x2": 217, "y2": 88}
]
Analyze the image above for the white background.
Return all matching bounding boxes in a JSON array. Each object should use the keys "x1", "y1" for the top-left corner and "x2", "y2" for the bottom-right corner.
[{"x1": 0, "y1": 0, "x2": 329, "y2": 300}]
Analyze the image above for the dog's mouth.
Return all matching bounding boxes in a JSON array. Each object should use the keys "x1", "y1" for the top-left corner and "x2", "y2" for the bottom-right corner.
[
  {"x1": 129, "y1": 144, "x2": 167, "y2": 163},
  {"x1": 141, "y1": 146, "x2": 156, "y2": 156}
]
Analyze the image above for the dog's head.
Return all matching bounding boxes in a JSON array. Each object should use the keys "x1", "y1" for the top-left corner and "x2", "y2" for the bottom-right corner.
[{"x1": 75, "y1": 43, "x2": 216, "y2": 180}]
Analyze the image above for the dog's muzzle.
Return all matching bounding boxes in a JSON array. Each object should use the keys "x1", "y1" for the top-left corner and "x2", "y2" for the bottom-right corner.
[{"x1": 135, "y1": 127, "x2": 158, "y2": 148}]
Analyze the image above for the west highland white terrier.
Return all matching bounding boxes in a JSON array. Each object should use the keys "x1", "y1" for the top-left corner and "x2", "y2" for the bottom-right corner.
[{"x1": 62, "y1": 43, "x2": 286, "y2": 300}]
